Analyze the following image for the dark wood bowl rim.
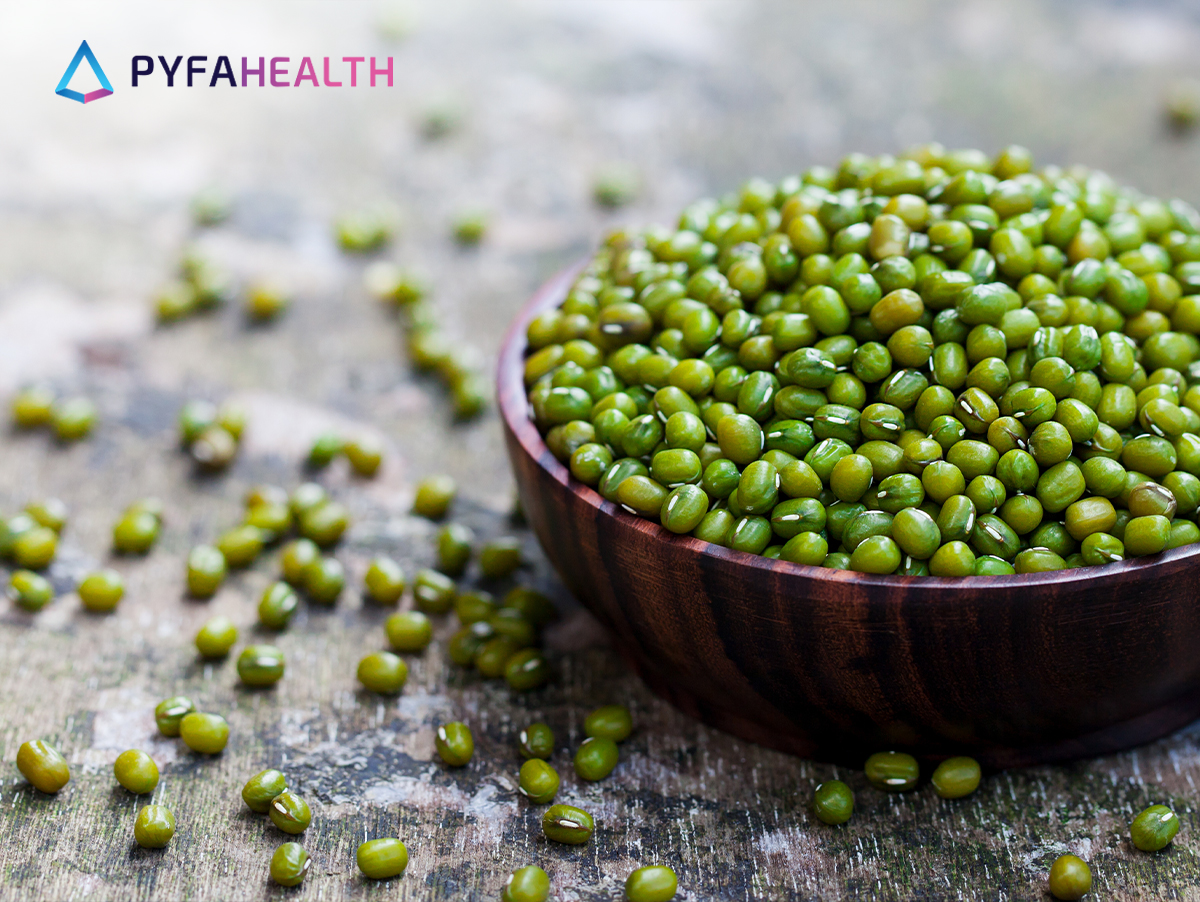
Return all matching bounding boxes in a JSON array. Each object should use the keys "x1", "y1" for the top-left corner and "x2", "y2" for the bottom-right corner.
[{"x1": 498, "y1": 259, "x2": 1200, "y2": 593}]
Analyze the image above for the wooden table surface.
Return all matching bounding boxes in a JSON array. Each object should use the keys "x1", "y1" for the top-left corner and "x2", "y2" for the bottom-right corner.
[{"x1": 3, "y1": 2, "x2": 1200, "y2": 899}]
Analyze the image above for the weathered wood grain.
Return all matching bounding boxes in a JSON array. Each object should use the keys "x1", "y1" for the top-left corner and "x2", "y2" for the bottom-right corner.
[{"x1": 2, "y1": 2, "x2": 1200, "y2": 900}]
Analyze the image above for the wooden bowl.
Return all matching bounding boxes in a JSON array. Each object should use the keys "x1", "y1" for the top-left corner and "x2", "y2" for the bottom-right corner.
[{"x1": 499, "y1": 263, "x2": 1200, "y2": 767}]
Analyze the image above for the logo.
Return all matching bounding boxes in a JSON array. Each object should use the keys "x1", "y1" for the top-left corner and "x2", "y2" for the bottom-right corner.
[
  {"x1": 130, "y1": 55, "x2": 396, "y2": 88},
  {"x1": 55, "y1": 40, "x2": 114, "y2": 104}
]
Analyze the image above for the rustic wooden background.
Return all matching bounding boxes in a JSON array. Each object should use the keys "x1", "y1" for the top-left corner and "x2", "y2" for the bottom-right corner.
[{"x1": 3, "y1": 1, "x2": 1200, "y2": 899}]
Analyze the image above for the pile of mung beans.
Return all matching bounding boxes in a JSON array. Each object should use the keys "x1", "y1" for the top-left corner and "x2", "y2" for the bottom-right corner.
[
  {"x1": 153, "y1": 192, "x2": 288, "y2": 324},
  {"x1": 177, "y1": 399, "x2": 247, "y2": 471},
  {"x1": 363, "y1": 261, "x2": 490, "y2": 419},
  {"x1": 527, "y1": 145, "x2": 1200, "y2": 575},
  {"x1": 154, "y1": 248, "x2": 234, "y2": 323},
  {"x1": 10, "y1": 385, "x2": 97, "y2": 441},
  {"x1": 0, "y1": 496, "x2": 135, "y2": 612}
]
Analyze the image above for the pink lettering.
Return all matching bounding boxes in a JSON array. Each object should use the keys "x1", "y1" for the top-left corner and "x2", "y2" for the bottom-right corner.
[
  {"x1": 241, "y1": 57, "x2": 264, "y2": 87},
  {"x1": 294, "y1": 56, "x2": 318, "y2": 87},
  {"x1": 270, "y1": 57, "x2": 289, "y2": 87},
  {"x1": 322, "y1": 56, "x2": 341, "y2": 87},
  {"x1": 343, "y1": 56, "x2": 365, "y2": 87},
  {"x1": 370, "y1": 56, "x2": 393, "y2": 87}
]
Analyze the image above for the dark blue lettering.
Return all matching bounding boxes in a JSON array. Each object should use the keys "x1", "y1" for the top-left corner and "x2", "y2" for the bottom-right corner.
[
  {"x1": 158, "y1": 55, "x2": 182, "y2": 87},
  {"x1": 210, "y1": 56, "x2": 236, "y2": 87},
  {"x1": 187, "y1": 56, "x2": 207, "y2": 87},
  {"x1": 132, "y1": 56, "x2": 154, "y2": 87}
]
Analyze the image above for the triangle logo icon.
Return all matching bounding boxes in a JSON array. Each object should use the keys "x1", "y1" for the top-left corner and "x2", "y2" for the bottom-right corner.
[{"x1": 55, "y1": 40, "x2": 114, "y2": 104}]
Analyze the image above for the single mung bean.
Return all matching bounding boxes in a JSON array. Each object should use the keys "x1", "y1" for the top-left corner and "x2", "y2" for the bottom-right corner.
[
  {"x1": 78, "y1": 569, "x2": 124, "y2": 612},
  {"x1": 244, "y1": 283, "x2": 289, "y2": 321},
  {"x1": 930, "y1": 756, "x2": 981, "y2": 798},
  {"x1": 270, "y1": 842, "x2": 311, "y2": 887},
  {"x1": 186, "y1": 545, "x2": 226, "y2": 597},
  {"x1": 542, "y1": 804, "x2": 595, "y2": 844},
  {"x1": 290, "y1": 482, "x2": 329, "y2": 516},
  {"x1": 357, "y1": 651, "x2": 408, "y2": 694},
  {"x1": 413, "y1": 475, "x2": 456, "y2": 519},
  {"x1": 112, "y1": 510, "x2": 160, "y2": 554},
  {"x1": 2, "y1": 517, "x2": 35, "y2": 557},
  {"x1": 574, "y1": 736, "x2": 619, "y2": 781},
  {"x1": 244, "y1": 501, "x2": 291, "y2": 541},
  {"x1": 51, "y1": 397, "x2": 98, "y2": 441},
  {"x1": 1127, "y1": 482, "x2": 1177, "y2": 519},
  {"x1": 1130, "y1": 804, "x2": 1180, "y2": 852},
  {"x1": 519, "y1": 723, "x2": 555, "y2": 759},
  {"x1": 195, "y1": 616, "x2": 238, "y2": 658},
  {"x1": 9, "y1": 570, "x2": 53, "y2": 611},
  {"x1": 413, "y1": 568, "x2": 455, "y2": 614},
  {"x1": 213, "y1": 401, "x2": 245, "y2": 439},
  {"x1": 436, "y1": 524, "x2": 473, "y2": 576},
  {"x1": 364, "y1": 556, "x2": 406, "y2": 604},
  {"x1": 155, "y1": 696, "x2": 194, "y2": 737},
  {"x1": 849, "y1": 535, "x2": 901, "y2": 574},
  {"x1": 503, "y1": 865, "x2": 550, "y2": 902},
  {"x1": 505, "y1": 648, "x2": 550, "y2": 691},
  {"x1": 306, "y1": 431, "x2": 342, "y2": 468},
  {"x1": 661, "y1": 484, "x2": 710, "y2": 533},
  {"x1": 357, "y1": 837, "x2": 409, "y2": 879},
  {"x1": 865, "y1": 751, "x2": 919, "y2": 791},
  {"x1": 480, "y1": 537, "x2": 522, "y2": 578},
  {"x1": 518, "y1": 758, "x2": 560, "y2": 803},
  {"x1": 134, "y1": 805, "x2": 176, "y2": 849},
  {"x1": 114, "y1": 750, "x2": 159, "y2": 795},
  {"x1": 299, "y1": 500, "x2": 349, "y2": 547},
  {"x1": 280, "y1": 538, "x2": 319, "y2": 585},
  {"x1": 258, "y1": 581, "x2": 299, "y2": 629},
  {"x1": 344, "y1": 435, "x2": 384, "y2": 477},
  {"x1": 24, "y1": 498, "x2": 67, "y2": 533},
  {"x1": 303, "y1": 556, "x2": 345, "y2": 604},
  {"x1": 178, "y1": 400, "x2": 217, "y2": 444},
  {"x1": 625, "y1": 865, "x2": 678, "y2": 902},
  {"x1": 269, "y1": 789, "x2": 312, "y2": 834},
  {"x1": 191, "y1": 425, "x2": 238, "y2": 469},
  {"x1": 1124, "y1": 515, "x2": 1171, "y2": 556},
  {"x1": 504, "y1": 585, "x2": 559, "y2": 628},
  {"x1": 17, "y1": 740, "x2": 70, "y2": 793},
  {"x1": 11, "y1": 385, "x2": 56, "y2": 427},
  {"x1": 1048, "y1": 854, "x2": 1092, "y2": 900},
  {"x1": 180, "y1": 712, "x2": 229, "y2": 754},
  {"x1": 238, "y1": 645, "x2": 285, "y2": 687},
  {"x1": 243, "y1": 768, "x2": 288, "y2": 813},
  {"x1": 436, "y1": 722, "x2": 474, "y2": 766},
  {"x1": 584, "y1": 704, "x2": 633, "y2": 742},
  {"x1": 217, "y1": 525, "x2": 264, "y2": 567},
  {"x1": 12, "y1": 526, "x2": 57, "y2": 569},
  {"x1": 385, "y1": 610, "x2": 433, "y2": 653},
  {"x1": 1082, "y1": 532, "x2": 1124, "y2": 565},
  {"x1": 812, "y1": 780, "x2": 854, "y2": 825}
]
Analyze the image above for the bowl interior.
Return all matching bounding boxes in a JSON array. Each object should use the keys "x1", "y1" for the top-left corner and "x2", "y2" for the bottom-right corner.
[{"x1": 497, "y1": 261, "x2": 1200, "y2": 590}]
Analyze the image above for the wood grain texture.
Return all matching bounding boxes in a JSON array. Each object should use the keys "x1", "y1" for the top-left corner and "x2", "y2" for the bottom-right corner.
[
  {"x1": 2, "y1": 2, "x2": 1200, "y2": 900},
  {"x1": 500, "y1": 267, "x2": 1200, "y2": 768}
]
